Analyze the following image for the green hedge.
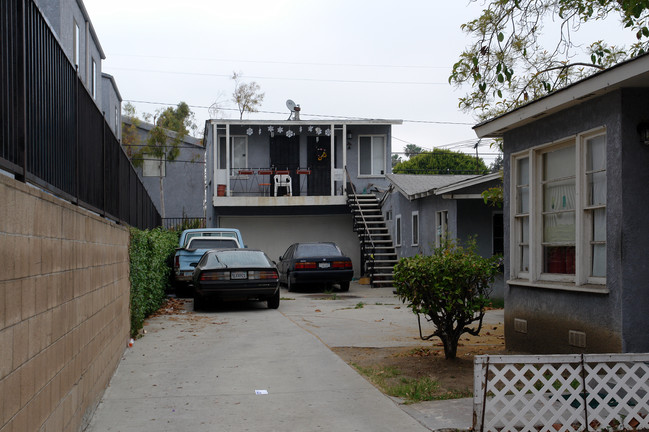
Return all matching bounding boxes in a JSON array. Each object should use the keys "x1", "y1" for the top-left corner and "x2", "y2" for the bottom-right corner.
[{"x1": 129, "y1": 227, "x2": 179, "y2": 338}]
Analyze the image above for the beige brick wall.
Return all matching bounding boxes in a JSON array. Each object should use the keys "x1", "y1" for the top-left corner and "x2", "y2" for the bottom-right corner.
[{"x1": 0, "y1": 174, "x2": 131, "y2": 432}]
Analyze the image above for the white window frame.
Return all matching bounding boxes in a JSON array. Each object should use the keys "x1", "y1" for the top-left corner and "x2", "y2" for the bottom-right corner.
[
  {"x1": 218, "y1": 135, "x2": 248, "y2": 174},
  {"x1": 509, "y1": 127, "x2": 607, "y2": 292},
  {"x1": 358, "y1": 135, "x2": 386, "y2": 177},
  {"x1": 435, "y1": 210, "x2": 448, "y2": 249},
  {"x1": 73, "y1": 21, "x2": 80, "y2": 68},
  {"x1": 395, "y1": 214, "x2": 402, "y2": 247},
  {"x1": 91, "y1": 59, "x2": 96, "y2": 98},
  {"x1": 411, "y1": 211, "x2": 419, "y2": 246}
]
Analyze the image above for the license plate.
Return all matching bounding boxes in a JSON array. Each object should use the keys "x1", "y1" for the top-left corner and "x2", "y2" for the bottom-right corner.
[
  {"x1": 318, "y1": 262, "x2": 330, "y2": 269},
  {"x1": 231, "y1": 271, "x2": 248, "y2": 280}
]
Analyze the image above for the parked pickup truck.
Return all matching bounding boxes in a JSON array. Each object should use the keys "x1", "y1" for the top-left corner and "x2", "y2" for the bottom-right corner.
[{"x1": 173, "y1": 228, "x2": 245, "y2": 296}]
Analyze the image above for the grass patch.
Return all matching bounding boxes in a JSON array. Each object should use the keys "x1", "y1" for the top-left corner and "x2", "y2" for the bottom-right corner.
[
  {"x1": 280, "y1": 297, "x2": 295, "y2": 301},
  {"x1": 351, "y1": 363, "x2": 470, "y2": 404},
  {"x1": 355, "y1": 302, "x2": 365, "y2": 309},
  {"x1": 486, "y1": 298, "x2": 504, "y2": 309}
]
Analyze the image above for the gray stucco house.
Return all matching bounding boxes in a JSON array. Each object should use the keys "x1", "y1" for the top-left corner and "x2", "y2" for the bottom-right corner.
[
  {"x1": 123, "y1": 117, "x2": 206, "y2": 225},
  {"x1": 382, "y1": 173, "x2": 504, "y2": 299},
  {"x1": 35, "y1": 0, "x2": 122, "y2": 136},
  {"x1": 474, "y1": 53, "x2": 649, "y2": 354},
  {"x1": 203, "y1": 118, "x2": 402, "y2": 279}
]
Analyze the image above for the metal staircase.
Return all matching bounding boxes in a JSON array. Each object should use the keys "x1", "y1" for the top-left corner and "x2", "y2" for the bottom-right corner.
[{"x1": 346, "y1": 191, "x2": 398, "y2": 288}]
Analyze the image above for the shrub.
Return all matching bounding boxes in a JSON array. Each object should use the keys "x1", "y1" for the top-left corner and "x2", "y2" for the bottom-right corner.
[
  {"x1": 394, "y1": 240, "x2": 501, "y2": 359},
  {"x1": 129, "y1": 227, "x2": 179, "y2": 338}
]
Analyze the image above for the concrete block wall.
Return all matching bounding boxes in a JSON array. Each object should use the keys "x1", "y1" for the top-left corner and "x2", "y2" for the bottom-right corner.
[{"x1": 0, "y1": 174, "x2": 131, "y2": 431}]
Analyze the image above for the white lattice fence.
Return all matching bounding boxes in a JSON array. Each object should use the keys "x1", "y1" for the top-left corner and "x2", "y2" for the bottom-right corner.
[{"x1": 473, "y1": 354, "x2": 649, "y2": 432}]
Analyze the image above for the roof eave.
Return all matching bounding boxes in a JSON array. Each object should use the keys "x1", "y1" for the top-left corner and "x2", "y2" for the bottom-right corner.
[{"x1": 473, "y1": 54, "x2": 649, "y2": 138}]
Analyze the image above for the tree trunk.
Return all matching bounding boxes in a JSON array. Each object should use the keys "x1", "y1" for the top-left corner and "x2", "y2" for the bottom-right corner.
[{"x1": 159, "y1": 163, "x2": 165, "y2": 219}]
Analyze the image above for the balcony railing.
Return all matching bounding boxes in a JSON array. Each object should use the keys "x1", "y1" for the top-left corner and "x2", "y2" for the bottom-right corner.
[{"x1": 217, "y1": 167, "x2": 345, "y2": 198}]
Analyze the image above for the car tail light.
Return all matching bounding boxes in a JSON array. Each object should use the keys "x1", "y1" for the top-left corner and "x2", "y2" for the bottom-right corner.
[
  {"x1": 248, "y1": 270, "x2": 278, "y2": 280},
  {"x1": 332, "y1": 261, "x2": 352, "y2": 269},
  {"x1": 295, "y1": 262, "x2": 316, "y2": 269},
  {"x1": 174, "y1": 256, "x2": 179, "y2": 268},
  {"x1": 199, "y1": 271, "x2": 230, "y2": 281}
]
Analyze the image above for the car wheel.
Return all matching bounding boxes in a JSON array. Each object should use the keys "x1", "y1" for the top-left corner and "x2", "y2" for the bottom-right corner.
[
  {"x1": 287, "y1": 275, "x2": 295, "y2": 292},
  {"x1": 267, "y1": 289, "x2": 280, "y2": 309},
  {"x1": 339, "y1": 281, "x2": 350, "y2": 292},
  {"x1": 193, "y1": 291, "x2": 204, "y2": 311}
]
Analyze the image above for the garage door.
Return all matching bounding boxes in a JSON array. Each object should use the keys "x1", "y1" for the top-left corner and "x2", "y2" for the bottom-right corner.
[{"x1": 218, "y1": 214, "x2": 361, "y2": 278}]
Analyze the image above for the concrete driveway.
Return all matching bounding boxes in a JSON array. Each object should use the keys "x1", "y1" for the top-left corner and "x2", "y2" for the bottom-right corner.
[{"x1": 86, "y1": 283, "x2": 503, "y2": 431}]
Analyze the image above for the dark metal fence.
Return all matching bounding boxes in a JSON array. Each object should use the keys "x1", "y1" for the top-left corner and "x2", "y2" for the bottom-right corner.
[{"x1": 0, "y1": 0, "x2": 160, "y2": 230}]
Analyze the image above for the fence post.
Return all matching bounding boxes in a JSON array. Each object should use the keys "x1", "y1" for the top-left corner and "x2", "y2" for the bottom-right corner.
[
  {"x1": 17, "y1": 0, "x2": 27, "y2": 182},
  {"x1": 581, "y1": 353, "x2": 589, "y2": 431},
  {"x1": 74, "y1": 67, "x2": 79, "y2": 204}
]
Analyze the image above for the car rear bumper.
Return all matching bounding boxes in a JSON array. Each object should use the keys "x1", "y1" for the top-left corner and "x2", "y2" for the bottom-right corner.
[
  {"x1": 290, "y1": 270, "x2": 353, "y2": 284},
  {"x1": 194, "y1": 280, "x2": 279, "y2": 300}
]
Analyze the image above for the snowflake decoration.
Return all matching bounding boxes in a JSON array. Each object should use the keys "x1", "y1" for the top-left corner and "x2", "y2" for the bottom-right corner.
[
  {"x1": 258, "y1": 128, "x2": 262, "y2": 135},
  {"x1": 324, "y1": 128, "x2": 331, "y2": 136},
  {"x1": 315, "y1": 127, "x2": 322, "y2": 135},
  {"x1": 286, "y1": 130, "x2": 295, "y2": 138},
  {"x1": 268, "y1": 126, "x2": 275, "y2": 133},
  {"x1": 246, "y1": 127, "x2": 253, "y2": 136},
  {"x1": 277, "y1": 126, "x2": 284, "y2": 134},
  {"x1": 299, "y1": 126, "x2": 303, "y2": 133},
  {"x1": 308, "y1": 126, "x2": 314, "y2": 132}
]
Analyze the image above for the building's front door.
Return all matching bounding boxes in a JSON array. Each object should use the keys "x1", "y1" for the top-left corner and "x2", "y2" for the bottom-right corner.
[
  {"x1": 307, "y1": 136, "x2": 331, "y2": 196},
  {"x1": 270, "y1": 135, "x2": 299, "y2": 196}
]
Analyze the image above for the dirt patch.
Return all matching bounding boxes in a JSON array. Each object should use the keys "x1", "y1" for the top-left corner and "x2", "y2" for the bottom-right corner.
[{"x1": 332, "y1": 320, "x2": 506, "y2": 399}]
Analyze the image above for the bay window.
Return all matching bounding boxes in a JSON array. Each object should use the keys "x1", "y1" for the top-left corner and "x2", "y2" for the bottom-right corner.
[{"x1": 511, "y1": 129, "x2": 606, "y2": 289}]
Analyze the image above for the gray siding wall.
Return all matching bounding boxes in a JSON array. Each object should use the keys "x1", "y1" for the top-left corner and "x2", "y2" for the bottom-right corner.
[
  {"x1": 501, "y1": 89, "x2": 649, "y2": 353},
  {"x1": 101, "y1": 75, "x2": 121, "y2": 136},
  {"x1": 132, "y1": 125, "x2": 205, "y2": 219}
]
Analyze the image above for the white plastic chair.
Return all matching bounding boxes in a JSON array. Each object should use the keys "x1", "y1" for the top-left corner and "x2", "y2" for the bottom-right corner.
[{"x1": 274, "y1": 174, "x2": 292, "y2": 196}]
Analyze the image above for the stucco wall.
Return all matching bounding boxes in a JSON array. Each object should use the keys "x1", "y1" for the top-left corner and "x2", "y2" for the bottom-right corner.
[
  {"x1": 500, "y1": 89, "x2": 648, "y2": 354},
  {"x1": 0, "y1": 174, "x2": 130, "y2": 431}
]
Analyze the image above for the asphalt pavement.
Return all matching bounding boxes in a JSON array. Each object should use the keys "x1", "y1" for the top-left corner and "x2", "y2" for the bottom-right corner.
[{"x1": 86, "y1": 283, "x2": 504, "y2": 431}]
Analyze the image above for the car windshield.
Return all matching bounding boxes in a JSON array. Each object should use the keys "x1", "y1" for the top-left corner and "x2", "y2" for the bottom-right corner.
[
  {"x1": 184, "y1": 231, "x2": 237, "y2": 246},
  {"x1": 187, "y1": 239, "x2": 238, "y2": 249},
  {"x1": 205, "y1": 250, "x2": 271, "y2": 268},
  {"x1": 295, "y1": 243, "x2": 341, "y2": 257}
]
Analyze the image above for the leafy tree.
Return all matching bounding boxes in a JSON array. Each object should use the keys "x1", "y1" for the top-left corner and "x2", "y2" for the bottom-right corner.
[
  {"x1": 449, "y1": 0, "x2": 649, "y2": 120},
  {"x1": 122, "y1": 102, "x2": 196, "y2": 218},
  {"x1": 394, "y1": 240, "x2": 501, "y2": 359},
  {"x1": 404, "y1": 144, "x2": 424, "y2": 158},
  {"x1": 232, "y1": 71, "x2": 265, "y2": 119},
  {"x1": 391, "y1": 153, "x2": 403, "y2": 167},
  {"x1": 392, "y1": 148, "x2": 488, "y2": 174}
]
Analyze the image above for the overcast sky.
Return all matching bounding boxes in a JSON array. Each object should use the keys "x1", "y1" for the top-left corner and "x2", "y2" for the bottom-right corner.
[{"x1": 82, "y1": 0, "x2": 635, "y2": 165}]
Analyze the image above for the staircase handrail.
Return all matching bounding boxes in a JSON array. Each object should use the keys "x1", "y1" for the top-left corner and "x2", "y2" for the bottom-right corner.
[{"x1": 344, "y1": 168, "x2": 375, "y2": 251}]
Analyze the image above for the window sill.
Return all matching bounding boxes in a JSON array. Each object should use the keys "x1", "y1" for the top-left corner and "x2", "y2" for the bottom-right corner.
[{"x1": 507, "y1": 278, "x2": 609, "y2": 294}]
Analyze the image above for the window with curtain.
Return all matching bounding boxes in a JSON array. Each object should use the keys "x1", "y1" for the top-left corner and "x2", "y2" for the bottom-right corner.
[
  {"x1": 359, "y1": 136, "x2": 385, "y2": 176},
  {"x1": 218, "y1": 136, "x2": 248, "y2": 171},
  {"x1": 510, "y1": 129, "x2": 607, "y2": 290}
]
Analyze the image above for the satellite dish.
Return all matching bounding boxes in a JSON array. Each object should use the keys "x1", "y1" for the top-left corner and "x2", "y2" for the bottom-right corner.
[{"x1": 286, "y1": 99, "x2": 297, "y2": 112}]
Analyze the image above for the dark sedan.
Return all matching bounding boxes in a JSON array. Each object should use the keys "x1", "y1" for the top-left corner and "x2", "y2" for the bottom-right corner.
[
  {"x1": 191, "y1": 249, "x2": 280, "y2": 311},
  {"x1": 278, "y1": 242, "x2": 353, "y2": 292}
]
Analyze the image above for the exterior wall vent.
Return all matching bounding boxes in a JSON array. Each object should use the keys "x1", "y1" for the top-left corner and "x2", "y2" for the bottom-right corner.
[
  {"x1": 514, "y1": 318, "x2": 528, "y2": 334},
  {"x1": 569, "y1": 330, "x2": 587, "y2": 348}
]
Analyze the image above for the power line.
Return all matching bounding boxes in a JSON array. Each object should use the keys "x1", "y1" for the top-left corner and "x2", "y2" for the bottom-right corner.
[
  {"x1": 123, "y1": 99, "x2": 475, "y2": 126},
  {"x1": 110, "y1": 53, "x2": 450, "y2": 71},
  {"x1": 111, "y1": 67, "x2": 448, "y2": 86}
]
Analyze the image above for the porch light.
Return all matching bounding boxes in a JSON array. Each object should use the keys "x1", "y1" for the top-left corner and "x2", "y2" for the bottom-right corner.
[{"x1": 638, "y1": 122, "x2": 649, "y2": 145}]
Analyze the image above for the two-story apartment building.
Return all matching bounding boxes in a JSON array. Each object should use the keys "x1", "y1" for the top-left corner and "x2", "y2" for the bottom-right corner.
[
  {"x1": 204, "y1": 119, "x2": 401, "y2": 276},
  {"x1": 35, "y1": 0, "x2": 122, "y2": 136}
]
